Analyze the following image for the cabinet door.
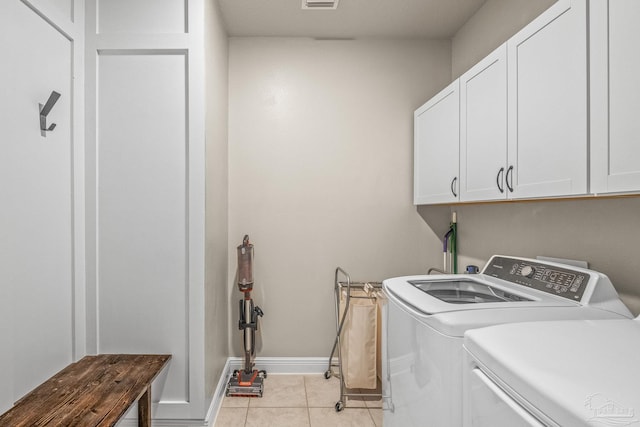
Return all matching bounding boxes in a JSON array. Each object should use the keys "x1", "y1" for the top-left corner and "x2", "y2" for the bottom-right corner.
[
  {"x1": 460, "y1": 44, "x2": 508, "y2": 202},
  {"x1": 591, "y1": 0, "x2": 640, "y2": 194},
  {"x1": 507, "y1": 0, "x2": 588, "y2": 199},
  {"x1": 0, "y1": 0, "x2": 74, "y2": 408},
  {"x1": 414, "y1": 80, "x2": 460, "y2": 205}
]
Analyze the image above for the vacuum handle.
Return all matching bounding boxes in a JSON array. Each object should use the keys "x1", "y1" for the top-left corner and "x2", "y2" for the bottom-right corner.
[{"x1": 239, "y1": 301, "x2": 263, "y2": 330}]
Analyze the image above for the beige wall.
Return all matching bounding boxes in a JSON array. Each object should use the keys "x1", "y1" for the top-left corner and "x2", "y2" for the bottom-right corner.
[
  {"x1": 446, "y1": 0, "x2": 640, "y2": 314},
  {"x1": 451, "y1": 0, "x2": 557, "y2": 78},
  {"x1": 228, "y1": 38, "x2": 451, "y2": 356},
  {"x1": 451, "y1": 198, "x2": 640, "y2": 314},
  {"x1": 204, "y1": 0, "x2": 229, "y2": 397}
]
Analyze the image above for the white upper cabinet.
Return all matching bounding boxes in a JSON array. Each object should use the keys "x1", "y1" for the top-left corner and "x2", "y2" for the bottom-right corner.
[
  {"x1": 460, "y1": 44, "x2": 508, "y2": 202},
  {"x1": 414, "y1": 80, "x2": 460, "y2": 205},
  {"x1": 507, "y1": 0, "x2": 588, "y2": 199},
  {"x1": 590, "y1": 0, "x2": 640, "y2": 194},
  {"x1": 414, "y1": 0, "x2": 592, "y2": 205}
]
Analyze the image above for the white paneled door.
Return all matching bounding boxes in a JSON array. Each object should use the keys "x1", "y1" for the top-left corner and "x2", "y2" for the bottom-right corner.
[
  {"x1": 85, "y1": 0, "x2": 207, "y2": 420},
  {"x1": 0, "y1": 0, "x2": 74, "y2": 411},
  {"x1": 96, "y1": 53, "x2": 188, "y2": 402}
]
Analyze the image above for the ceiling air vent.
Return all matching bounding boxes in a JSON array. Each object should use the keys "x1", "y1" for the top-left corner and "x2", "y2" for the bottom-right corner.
[{"x1": 302, "y1": 0, "x2": 339, "y2": 10}]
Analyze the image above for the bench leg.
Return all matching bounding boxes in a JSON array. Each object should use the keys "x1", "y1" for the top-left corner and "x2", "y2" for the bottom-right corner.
[{"x1": 138, "y1": 385, "x2": 151, "y2": 427}]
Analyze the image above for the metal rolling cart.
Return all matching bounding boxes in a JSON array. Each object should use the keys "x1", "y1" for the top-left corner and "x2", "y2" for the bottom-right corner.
[{"x1": 324, "y1": 267, "x2": 384, "y2": 412}]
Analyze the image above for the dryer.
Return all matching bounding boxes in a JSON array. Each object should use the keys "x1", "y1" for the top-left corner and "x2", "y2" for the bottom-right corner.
[
  {"x1": 382, "y1": 255, "x2": 632, "y2": 427},
  {"x1": 463, "y1": 317, "x2": 640, "y2": 426}
]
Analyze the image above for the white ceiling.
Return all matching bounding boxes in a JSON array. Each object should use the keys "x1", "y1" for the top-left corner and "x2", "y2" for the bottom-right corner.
[{"x1": 216, "y1": 0, "x2": 488, "y2": 39}]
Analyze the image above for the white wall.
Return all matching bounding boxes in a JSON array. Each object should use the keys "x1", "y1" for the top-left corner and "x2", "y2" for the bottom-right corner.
[
  {"x1": 204, "y1": 0, "x2": 230, "y2": 399},
  {"x1": 447, "y1": 0, "x2": 640, "y2": 314},
  {"x1": 228, "y1": 38, "x2": 451, "y2": 357}
]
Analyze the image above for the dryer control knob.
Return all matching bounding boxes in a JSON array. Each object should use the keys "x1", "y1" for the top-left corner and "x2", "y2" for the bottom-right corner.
[{"x1": 521, "y1": 265, "x2": 535, "y2": 278}]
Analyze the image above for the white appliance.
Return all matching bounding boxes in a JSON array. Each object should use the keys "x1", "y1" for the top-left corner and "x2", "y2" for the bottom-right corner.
[
  {"x1": 382, "y1": 255, "x2": 632, "y2": 427},
  {"x1": 464, "y1": 317, "x2": 640, "y2": 427}
]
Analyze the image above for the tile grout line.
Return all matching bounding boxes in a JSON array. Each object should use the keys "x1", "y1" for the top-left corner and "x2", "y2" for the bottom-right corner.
[
  {"x1": 367, "y1": 407, "x2": 376, "y2": 427},
  {"x1": 244, "y1": 388, "x2": 251, "y2": 427},
  {"x1": 304, "y1": 375, "x2": 312, "y2": 427}
]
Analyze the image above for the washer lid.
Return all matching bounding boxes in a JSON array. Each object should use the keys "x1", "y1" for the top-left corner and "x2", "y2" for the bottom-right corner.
[
  {"x1": 465, "y1": 318, "x2": 640, "y2": 427},
  {"x1": 383, "y1": 255, "x2": 632, "y2": 318},
  {"x1": 383, "y1": 274, "x2": 574, "y2": 317}
]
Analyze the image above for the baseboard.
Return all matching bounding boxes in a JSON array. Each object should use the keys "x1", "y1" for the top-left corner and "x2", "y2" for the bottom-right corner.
[
  {"x1": 116, "y1": 417, "x2": 208, "y2": 427},
  {"x1": 116, "y1": 413, "x2": 210, "y2": 427},
  {"x1": 227, "y1": 356, "x2": 332, "y2": 374},
  {"x1": 205, "y1": 357, "x2": 233, "y2": 426},
  {"x1": 118, "y1": 419, "x2": 208, "y2": 427}
]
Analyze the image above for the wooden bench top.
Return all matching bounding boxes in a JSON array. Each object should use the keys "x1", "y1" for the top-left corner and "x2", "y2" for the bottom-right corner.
[{"x1": 0, "y1": 354, "x2": 171, "y2": 427}]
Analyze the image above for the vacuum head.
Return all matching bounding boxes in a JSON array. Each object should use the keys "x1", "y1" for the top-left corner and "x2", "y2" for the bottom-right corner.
[{"x1": 226, "y1": 369, "x2": 266, "y2": 398}]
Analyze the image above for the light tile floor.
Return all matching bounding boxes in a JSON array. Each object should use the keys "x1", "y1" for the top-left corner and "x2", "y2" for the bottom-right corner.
[{"x1": 215, "y1": 374, "x2": 383, "y2": 427}]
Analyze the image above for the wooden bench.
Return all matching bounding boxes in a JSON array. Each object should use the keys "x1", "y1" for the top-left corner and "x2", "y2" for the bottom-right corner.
[{"x1": 0, "y1": 354, "x2": 171, "y2": 427}]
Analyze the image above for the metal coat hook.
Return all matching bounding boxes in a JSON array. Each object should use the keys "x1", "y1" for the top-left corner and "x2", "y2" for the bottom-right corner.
[{"x1": 39, "y1": 91, "x2": 61, "y2": 137}]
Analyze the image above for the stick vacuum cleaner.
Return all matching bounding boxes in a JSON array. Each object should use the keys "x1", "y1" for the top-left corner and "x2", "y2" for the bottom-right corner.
[{"x1": 226, "y1": 235, "x2": 267, "y2": 397}]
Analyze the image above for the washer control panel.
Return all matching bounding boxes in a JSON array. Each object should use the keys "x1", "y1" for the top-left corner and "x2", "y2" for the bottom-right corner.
[{"x1": 482, "y1": 256, "x2": 589, "y2": 301}]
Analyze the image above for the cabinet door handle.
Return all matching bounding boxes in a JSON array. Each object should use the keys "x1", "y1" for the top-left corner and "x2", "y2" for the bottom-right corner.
[
  {"x1": 506, "y1": 166, "x2": 514, "y2": 192},
  {"x1": 496, "y1": 167, "x2": 505, "y2": 193},
  {"x1": 451, "y1": 177, "x2": 458, "y2": 198}
]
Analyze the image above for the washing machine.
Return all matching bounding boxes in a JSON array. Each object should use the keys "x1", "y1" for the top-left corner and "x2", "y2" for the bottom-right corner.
[
  {"x1": 382, "y1": 255, "x2": 633, "y2": 427},
  {"x1": 463, "y1": 317, "x2": 640, "y2": 427}
]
